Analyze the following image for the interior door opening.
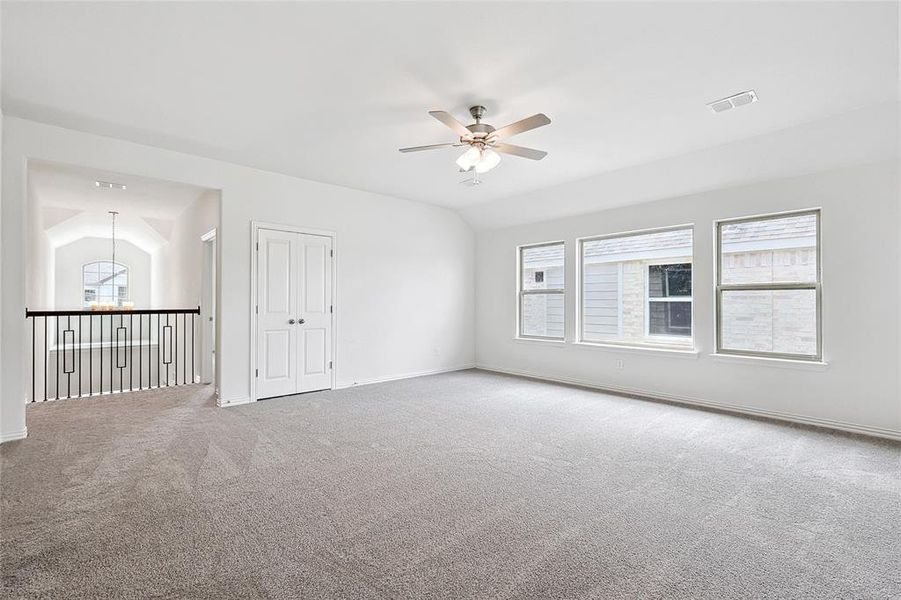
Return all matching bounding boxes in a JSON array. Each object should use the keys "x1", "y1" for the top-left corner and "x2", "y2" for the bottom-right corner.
[{"x1": 200, "y1": 230, "x2": 217, "y2": 387}]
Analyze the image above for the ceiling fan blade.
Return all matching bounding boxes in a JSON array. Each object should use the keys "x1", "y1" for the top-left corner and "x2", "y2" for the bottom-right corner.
[
  {"x1": 493, "y1": 143, "x2": 548, "y2": 160},
  {"x1": 428, "y1": 110, "x2": 472, "y2": 137},
  {"x1": 490, "y1": 113, "x2": 551, "y2": 140},
  {"x1": 398, "y1": 142, "x2": 460, "y2": 153}
]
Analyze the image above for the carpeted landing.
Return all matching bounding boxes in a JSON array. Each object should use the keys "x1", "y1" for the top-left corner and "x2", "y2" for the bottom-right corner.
[{"x1": 1, "y1": 370, "x2": 899, "y2": 599}]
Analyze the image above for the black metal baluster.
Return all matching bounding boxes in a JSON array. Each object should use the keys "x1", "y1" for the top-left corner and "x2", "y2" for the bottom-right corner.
[
  {"x1": 66, "y1": 315, "x2": 71, "y2": 399},
  {"x1": 149, "y1": 313, "x2": 152, "y2": 388},
  {"x1": 31, "y1": 316, "x2": 35, "y2": 403},
  {"x1": 183, "y1": 312, "x2": 187, "y2": 385},
  {"x1": 78, "y1": 315, "x2": 82, "y2": 397},
  {"x1": 55, "y1": 316, "x2": 60, "y2": 400},
  {"x1": 174, "y1": 312, "x2": 178, "y2": 386},
  {"x1": 110, "y1": 314, "x2": 115, "y2": 394},
  {"x1": 164, "y1": 312, "x2": 168, "y2": 387},
  {"x1": 129, "y1": 313, "x2": 134, "y2": 391},
  {"x1": 158, "y1": 313, "x2": 162, "y2": 388},
  {"x1": 139, "y1": 314, "x2": 143, "y2": 390},
  {"x1": 119, "y1": 314, "x2": 124, "y2": 394},
  {"x1": 90, "y1": 315, "x2": 93, "y2": 396},
  {"x1": 44, "y1": 316, "x2": 48, "y2": 402},
  {"x1": 99, "y1": 315, "x2": 103, "y2": 395},
  {"x1": 191, "y1": 312, "x2": 195, "y2": 385}
]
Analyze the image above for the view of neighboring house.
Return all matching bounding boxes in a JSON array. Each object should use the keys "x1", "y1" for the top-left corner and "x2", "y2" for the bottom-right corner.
[{"x1": 522, "y1": 213, "x2": 816, "y2": 354}]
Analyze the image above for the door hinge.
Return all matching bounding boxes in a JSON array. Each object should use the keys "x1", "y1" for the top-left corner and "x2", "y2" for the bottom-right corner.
[
  {"x1": 329, "y1": 360, "x2": 333, "y2": 369},
  {"x1": 255, "y1": 305, "x2": 258, "y2": 314},
  {"x1": 330, "y1": 249, "x2": 334, "y2": 258},
  {"x1": 256, "y1": 242, "x2": 259, "y2": 251},
  {"x1": 255, "y1": 368, "x2": 259, "y2": 378},
  {"x1": 330, "y1": 305, "x2": 333, "y2": 313}
]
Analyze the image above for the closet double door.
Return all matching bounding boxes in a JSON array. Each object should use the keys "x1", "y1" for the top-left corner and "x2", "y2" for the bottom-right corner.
[{"x1": 256, "y1": 228, "x2": 333, "y2": 399}]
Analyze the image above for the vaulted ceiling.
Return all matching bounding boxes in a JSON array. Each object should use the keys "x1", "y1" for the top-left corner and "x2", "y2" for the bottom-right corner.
[
  {"x1": 3, "y1": 2, "x2": 898, "y2": 219},
  {"x1": 29, "y1": 160, "x2": 209, "y2": 253}
]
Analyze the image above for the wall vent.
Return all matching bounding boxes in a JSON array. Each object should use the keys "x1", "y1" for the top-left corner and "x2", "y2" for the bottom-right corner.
[
  {"x1": 707, "y1": 90, "x2": 758, "y2": 114},
  {"x1": 95, "y1": 180, "x2": 127, "y2": 190}
]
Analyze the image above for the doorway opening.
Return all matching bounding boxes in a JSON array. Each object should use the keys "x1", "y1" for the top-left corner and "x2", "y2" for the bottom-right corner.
[
  {"x1": 200, "y1": 229, "x2": 217, "y2": 389},
  {"x1": 24, "y1": 159, "x2": 221, "y2": 403}
]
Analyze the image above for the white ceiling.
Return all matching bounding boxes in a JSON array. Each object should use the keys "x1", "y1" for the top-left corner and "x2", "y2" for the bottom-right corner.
[
  {"x1": 29, "y1": 160, "x2": 209, "y2": 252},
  {"x1": 3, "y1": 2, "x2": 898, "y2": 212}
]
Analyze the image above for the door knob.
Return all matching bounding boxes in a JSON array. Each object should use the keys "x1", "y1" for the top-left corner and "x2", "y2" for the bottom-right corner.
[
  {"x1": 288, "y1": 318, "x2": 296, "y2": 325},
  {"x1": 298, "y1": 319, "x2": 305, "y2": 325}
]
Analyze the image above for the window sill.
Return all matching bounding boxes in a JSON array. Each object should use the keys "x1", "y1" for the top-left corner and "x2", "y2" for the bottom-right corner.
[
  {"x1": 512, "y1": 337, "x2": 566, "y2": 346},
  {"x1": 573, "y1": 341, "x2": 699, "y2": 359},
  {"x1": 709, "y1": 353, "x2": 829, "y2": 371}
]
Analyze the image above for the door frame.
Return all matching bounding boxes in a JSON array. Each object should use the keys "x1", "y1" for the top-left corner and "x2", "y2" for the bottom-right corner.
[
  {"x1": 200, "y1": 228, "x2": 217, "y2": 386},
  {"x1": 249, "y1": 221, "x2": 337, "y2": 402}
]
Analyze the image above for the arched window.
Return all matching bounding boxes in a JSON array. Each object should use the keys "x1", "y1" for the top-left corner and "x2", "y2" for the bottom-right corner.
[{"x1": 83, "y1": 261, "x2": 129, "y2": 307}]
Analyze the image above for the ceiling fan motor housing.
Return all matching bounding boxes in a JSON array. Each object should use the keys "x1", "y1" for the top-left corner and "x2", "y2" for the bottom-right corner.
[
  {"x1": 468, "y1": 105, "x2": 487, "y2": 121},
  {"x1": 464, "y1": 123, "x2": 496, "y2": 142},
  {"x1": 466, "y1": 105, "x2": 495, "y2": 144}
]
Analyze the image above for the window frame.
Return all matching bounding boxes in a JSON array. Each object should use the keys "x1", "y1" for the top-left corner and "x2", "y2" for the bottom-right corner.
[
  {"x1": 517, "y1": 241, "x2": 565, "y2": 341},
  {"x1": 577, "y1": 223, "x2": 694, "y2": 349},
  {"x1": 82, "y1": 260, "x2": 130, "y2": 308},
  {"x1": 644, "y1": 261, "x2": 693, "y2": 341},
  {"x1": 714, "y1": 208, "x2": 822, "y2": 362}
]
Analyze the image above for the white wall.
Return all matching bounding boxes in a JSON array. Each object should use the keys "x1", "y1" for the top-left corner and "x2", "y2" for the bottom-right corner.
[
  {"x1": 475, "y1": 161, "x2": 901, "y2": 438},
  {"x1": 150, "y1": 189, "x2": 219, "y2": 385},
  {"x1": 54, "y1": 237, "x2": 151, "y2": 310},
  {"x1": 151, "y1": 189, "x2": 218, "y2": 308},
  {"x1": 25, "y1": 180, "x2": 54, "y2": 309},
  {"x1": 1, "y1": 117, "x2": 475, "y2": 440}
]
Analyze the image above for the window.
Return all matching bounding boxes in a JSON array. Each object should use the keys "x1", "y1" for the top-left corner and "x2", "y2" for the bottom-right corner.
[
  {"x1": 579, "y1": 226, "x2": 693, "y2": 348},
  {"x1": 716, "y1": 209, "x2": 820, "y2": 360},
  {"x1": 647, "y1": 263, "x2": 692, "y2": 337},
  {"x1": 518, "y1": 242, "x2": 564, "y2": 339},
  {"x1": 83, "y1": 261, "x2": 129, "y2": 307}
]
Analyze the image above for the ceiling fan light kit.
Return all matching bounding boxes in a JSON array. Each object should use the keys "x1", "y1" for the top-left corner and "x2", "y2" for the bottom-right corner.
[{"x1": 400, "y1": 105, "x2": 550, "y2": 180}]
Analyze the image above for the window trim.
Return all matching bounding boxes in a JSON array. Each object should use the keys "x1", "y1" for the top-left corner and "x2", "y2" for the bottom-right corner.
[
  {"x1": 517, "y1": 241, "x2": 565, "y2": 341},
  {"x1": 577, "y1": 224, "x2": 694, "y2": 349},
  {"x1": 82, "y1": 260, "x2": 130, "y2": 308},
  {"x1": 714, "y1": 208, "x2": 822, "y2": 362}
]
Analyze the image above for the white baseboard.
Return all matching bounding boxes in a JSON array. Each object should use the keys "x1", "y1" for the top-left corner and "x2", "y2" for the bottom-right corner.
[
  {"x1": 337, "y1": 363, "x2": 476, "y2": 389},
  {"x1": 1, "y1": 427, "x2": 28, "y2": 443},
  {"x1": 476, "y1": 365, "x2": 901, "y2": 442},
  {"x1": 218, "y1": 396, "x2": 252, "y2": 407}
]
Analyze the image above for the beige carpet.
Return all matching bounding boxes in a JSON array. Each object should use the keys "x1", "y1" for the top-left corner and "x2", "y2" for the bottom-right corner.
[{"x1": 1, "y1": 370, "x2": 899, "y2": 599}]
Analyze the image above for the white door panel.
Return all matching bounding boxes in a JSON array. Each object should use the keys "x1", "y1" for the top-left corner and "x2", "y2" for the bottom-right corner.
[
  {"x1": 303, "y1": 242, "x2": 327, "y2": 313},
  {"x1": 296, "y1": 233, "x2": 333, "y2": 393},
  {"x1": 256, "y1": 229, "x2": 297, "y2": 398},
  {"x1": 264, "y1": 330, "x2": 292, "y2": 379},
  {"x1": 256, "y1": 229, "x2": 333, "y2": 399},
  {"x1": 302, "y1": 329, "x2": 327, "y2": 375}
]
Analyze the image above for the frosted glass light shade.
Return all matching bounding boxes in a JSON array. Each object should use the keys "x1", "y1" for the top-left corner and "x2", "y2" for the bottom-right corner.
[
  {"x1": 455, "y1": 146, "x2": 482, "y2": 171},
  {"x1": 475, "y1": 148, "x2": 501, "y2": 173}
]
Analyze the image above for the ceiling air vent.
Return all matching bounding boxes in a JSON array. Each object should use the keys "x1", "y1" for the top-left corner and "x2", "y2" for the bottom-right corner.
[
  {"x1": 95, "y1": 180, "x2": 126, "y2": 190},
  {"x1": 707, "y1": 90, "x2": 758, "y2": 114}
]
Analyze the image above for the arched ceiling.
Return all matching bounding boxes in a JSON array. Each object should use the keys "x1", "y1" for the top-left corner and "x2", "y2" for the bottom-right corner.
[{"x1": 29, "y1": 160, "x2": 211, "y2": 253}]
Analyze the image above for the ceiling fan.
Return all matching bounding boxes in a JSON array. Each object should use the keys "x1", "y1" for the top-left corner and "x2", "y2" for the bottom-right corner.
[{"x1": 399, "y1": 105, "x2": 550, "y2": 175}]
